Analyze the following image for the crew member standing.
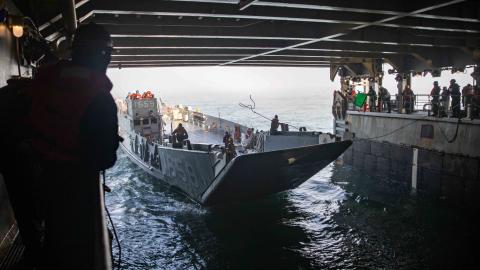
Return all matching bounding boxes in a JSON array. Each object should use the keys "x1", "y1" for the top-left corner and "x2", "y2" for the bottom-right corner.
[
  {"x1": 379, "y1": 86, "x2": 391, "y2": 113},
  {"x1": 402, "y1": 85, "x2": 414, "y2": 114},
  {"x1": 430, "y1": 81, "x2": 441, "y2": 117},
  {"x1": 28, "y1": 23, "x2": 119, "y2": 269},
  {"x1": 270, "y1": 115, "x2": 280, "y2": 134},
  {"x1": 367, "y1": 86, "x2": 377, "y2": 112},
  {"x1": 223, "y1": 131, "x2": 231, "y2": 145},
  {"x1": 225, "y1": 137, "x2": 236, "y2": 163},
  {"x1": 440, "y1": 86, "x2": 450, "y2": 117},
  {"x1": 449, "y1": 79, "x2": 461, "y2": 118}
]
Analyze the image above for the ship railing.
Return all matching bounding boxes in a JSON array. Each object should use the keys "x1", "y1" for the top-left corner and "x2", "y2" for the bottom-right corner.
[{"x1": 339, "y1": 94, "x2": 480, "y2": 119}]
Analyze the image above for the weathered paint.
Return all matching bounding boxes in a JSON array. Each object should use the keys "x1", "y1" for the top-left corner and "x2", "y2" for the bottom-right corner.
[{"x1": 346, "y1": 111, "x2": 480, "y2": 158}]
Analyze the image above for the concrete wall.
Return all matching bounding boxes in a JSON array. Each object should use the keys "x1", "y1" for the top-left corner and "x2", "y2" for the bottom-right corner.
[
  {"x1": 347, "y1": 111, "x2": 480, "y2": 158},
  {"x1": 343, "y1": 139, "x2": 480, "y2": 209}
]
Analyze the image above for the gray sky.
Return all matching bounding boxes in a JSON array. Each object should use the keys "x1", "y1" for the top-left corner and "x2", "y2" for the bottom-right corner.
[{"x1": 107, "y1": 65, "x2": 475, "y2": 100}]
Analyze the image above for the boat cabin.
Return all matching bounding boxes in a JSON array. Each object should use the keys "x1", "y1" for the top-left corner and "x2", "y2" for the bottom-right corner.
[{"x1": 125, "y1": 94, "x2": 162, "y2": 141}]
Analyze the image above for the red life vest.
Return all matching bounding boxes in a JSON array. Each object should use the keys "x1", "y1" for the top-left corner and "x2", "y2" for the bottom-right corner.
[{"x1": 28, "y1": 63, "x2": 113, "y2": 161}]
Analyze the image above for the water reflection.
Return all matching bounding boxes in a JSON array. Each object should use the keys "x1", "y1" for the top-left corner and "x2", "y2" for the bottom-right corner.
[{"x1": 106, "y1": 152, "x2": 479, "y2": 269}]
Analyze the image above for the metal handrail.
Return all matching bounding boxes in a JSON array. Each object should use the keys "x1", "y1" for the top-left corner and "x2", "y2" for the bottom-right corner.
[{"x1": 335, "y1": 93, "x2": 480, "y2": 119}]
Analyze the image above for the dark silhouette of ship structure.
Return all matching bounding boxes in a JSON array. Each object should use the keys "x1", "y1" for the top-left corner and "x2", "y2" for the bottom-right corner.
[{"x1": 117, "y1": 92, "x2": 352, "y2": 205}]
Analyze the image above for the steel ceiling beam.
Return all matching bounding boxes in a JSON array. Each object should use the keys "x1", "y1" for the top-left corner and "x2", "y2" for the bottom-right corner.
[
  {"x1": 39, "y1": 0, "x2": 90, "y2": 31},
  {"x1": 91, "y1": 9, "x2": 479, "y2": 34},
  {"x1": 111, "y1": 47, "x2": 396, "y2": 61},
  {"x1": 107, "y1": 34, "x2": 474, "y2": 58},
  {"x1": 220, "y1": 0, "x2": 468, "y2": 65},
  {"x1": 238, "y1": 0, "x2": 257, "y2": 11},
  {"x1": 108, "y1": 62, "x2": 331, "y2": 68},
  {"x1": 99, "y1": 22, "x2": 477, "y2": 49},
  {"x1": 167, "y1": 0, "x2": 480, "y2": 23}
]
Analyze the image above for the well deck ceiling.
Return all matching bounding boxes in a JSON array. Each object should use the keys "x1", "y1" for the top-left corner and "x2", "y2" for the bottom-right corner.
[{"x1": 35, "y1": 0, "x2": 480, "y2": 72}]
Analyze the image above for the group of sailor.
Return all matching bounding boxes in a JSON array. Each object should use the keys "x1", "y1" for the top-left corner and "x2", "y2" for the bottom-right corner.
[
  {"x1": 127, "y1": 90, "x2": 155, "y2": 99},
  {"x1": 336, "y1": 77, "x2": 479, "y2": 119}
]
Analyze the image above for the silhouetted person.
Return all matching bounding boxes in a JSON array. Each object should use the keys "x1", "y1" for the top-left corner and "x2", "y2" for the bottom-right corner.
[
  {"x1": 462, "y1": 83, "x2": 474, "y2": 111},
  {"x1": 172, "y1": 123, "x2": 188, "y2": 142},
  {"x1": 0, "y1": 77, "x2": 41, "y2": 269},
  {"x1": 402, "y1": 85, "x2": 414, "y2": 114},
  {"x1": 223, "y1": 131, "x2": 231, "y2": 145},
  {"x1": 430, "y1": 81, "x2": 441, "y2": 117},
  {"x1": 27, "y1": 23, "x2": 119, "y2": 269},
  {"x1": 225, "y1": 137, "x2": 236, "y2": 163},
  {"x1": 270, "y1": 115, "x2": 280, "y2": 134},
  {"x1": 367, "y1": 86, "x2": 377, "y2": 112},
  {"x1": 172, "y1": 123, "x2": 191, "y2": 149},
  {"x1": 473, "y1": 85, "x2": 480, "y2": 119},
  {"x1": 379, "y1": 86, "x2": 391, "y2": 113},
  {"x1": 440, "y1": 86, "x2": 450, "y2": 117},
  {"x1": 449, "y1": 79, "x2": 461, "y2": 118}
]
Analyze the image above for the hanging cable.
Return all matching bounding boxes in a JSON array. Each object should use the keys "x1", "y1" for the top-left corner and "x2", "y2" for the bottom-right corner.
[
  {"x1": 438, "y1": 117, "x2": 461, "y2": 143},
  {"x1": 239, "y1": 95, "x2": 299, "y2": 129},
  {"x1": 364, "y1": 119, "x2": 419, "y2": 140},
  {"x1": 102, "y1": 171, "x2": 122, "y2": 270}
]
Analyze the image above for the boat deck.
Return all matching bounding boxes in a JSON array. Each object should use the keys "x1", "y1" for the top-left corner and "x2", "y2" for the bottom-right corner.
[{"x1": 168, "y1": 119, "x2": 227, "y2": 145}]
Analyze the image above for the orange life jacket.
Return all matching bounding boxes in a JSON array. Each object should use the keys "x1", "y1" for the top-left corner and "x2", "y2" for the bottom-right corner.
[
  {"x1": 142, "y1": 91, "x2": 154, "y2": 98},
  {"x1": 28, "y1": 63, "x2": 113, "y2": 161}
]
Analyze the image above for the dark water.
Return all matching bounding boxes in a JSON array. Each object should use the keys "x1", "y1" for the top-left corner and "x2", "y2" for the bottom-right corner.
[{"x1": 105, "y1": 91, "x2": 479, "y2": 269}]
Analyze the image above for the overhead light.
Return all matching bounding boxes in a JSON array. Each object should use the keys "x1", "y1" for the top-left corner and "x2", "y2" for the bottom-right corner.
[
  {"x1": 8, "y1": 15, "x2": 24, "y2": 38},
  {"x1": 12, "y1": 25, "x2": 23, "y2": 37}
]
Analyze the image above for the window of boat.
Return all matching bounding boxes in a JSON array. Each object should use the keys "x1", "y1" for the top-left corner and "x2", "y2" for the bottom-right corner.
[
  {"x1": 142, "y1": 119, "x2": 149, "y2": 125},
  {"x1": 151, "y1": 117, "x2": 157, "y2": 124},
  {"x1": 134, "y1": 119, "x2": 141, "y2": 126}
]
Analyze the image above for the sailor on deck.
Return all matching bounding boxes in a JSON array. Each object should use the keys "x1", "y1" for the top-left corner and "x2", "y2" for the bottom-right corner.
[
  {"x1": 172, "y1": 123, "x2": 191, "y2": 149},
  {"x1": 430, "y1": 81, "x2": 441, "y2": 117},
  {"x1": 270, "y1": 115, "x2": 280, "y2": 134},
  {"x1": 223, "y1": 131, "x2": 231, "y2": 145},
  {"x1": 449, "y1": 79, "x2": 461, "y2": 118},
  {"x1": 225, "y1": 137, "x2": 237, "y2": 163}
]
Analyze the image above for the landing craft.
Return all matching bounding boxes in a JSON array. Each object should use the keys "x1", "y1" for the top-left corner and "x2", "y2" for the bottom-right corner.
[{"x1": 118, "y1": 92, "x2": 352, "y2": 205}]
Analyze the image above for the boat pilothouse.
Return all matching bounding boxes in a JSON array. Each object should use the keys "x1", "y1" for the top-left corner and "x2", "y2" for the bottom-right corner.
[
  {"x1": 123, "y1": 92, "x2": 163, "y2": 142},
  {"x1": 118, "y1": 91, "x2": 352, "y2": 205}
]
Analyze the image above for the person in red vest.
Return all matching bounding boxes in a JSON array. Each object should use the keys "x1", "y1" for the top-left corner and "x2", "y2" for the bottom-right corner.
[{"x1": 27, "y1": 23, "x2": 119, "y2": 269}]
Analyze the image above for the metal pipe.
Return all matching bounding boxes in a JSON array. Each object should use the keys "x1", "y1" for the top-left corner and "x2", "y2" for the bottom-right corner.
[
  {"x1": 61, "y1": 0, "x2": 77, "y2": 44},
  {"x1": 15, "y1": 38, "x2": 21, "y2": 76}
]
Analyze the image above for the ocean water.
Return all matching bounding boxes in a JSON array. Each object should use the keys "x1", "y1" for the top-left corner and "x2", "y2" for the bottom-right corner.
[{"x1": 105, "y1": 90, "x2": 479, "y2": 270}]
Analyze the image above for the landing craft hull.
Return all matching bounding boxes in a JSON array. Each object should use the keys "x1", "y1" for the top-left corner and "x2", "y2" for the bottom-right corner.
[
  {"x1": 120, "y1": 136, "x2": 352, "y2": 205},
  {"x1": 201, "y1": 140, "x2": 352, "y2": 205}
]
